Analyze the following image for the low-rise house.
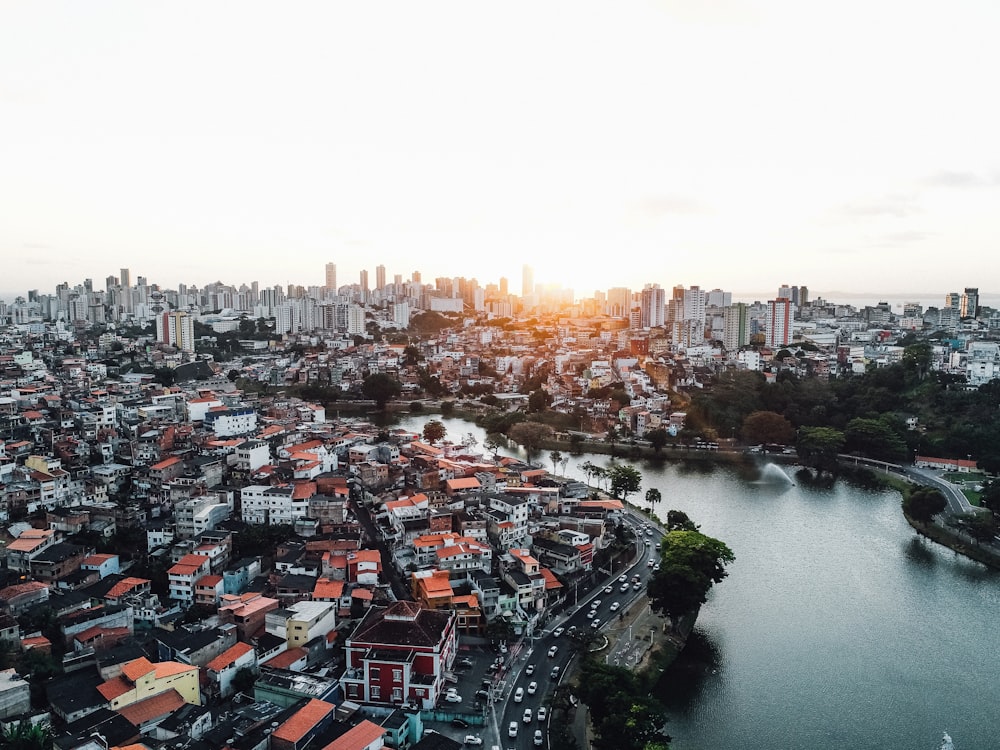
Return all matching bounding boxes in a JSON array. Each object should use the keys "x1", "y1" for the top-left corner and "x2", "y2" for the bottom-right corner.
[
  {"x1": 96, "y1": 656, "x2": 201, "y2": 710},
  {"x1": 205, "y1": 640, "x2": 257, "y2": 698}
]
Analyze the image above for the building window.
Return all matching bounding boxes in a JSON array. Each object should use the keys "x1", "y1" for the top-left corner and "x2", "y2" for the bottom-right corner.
[
  {"x1": 371, "y1": 686, "x2": 380, "y2": 699},
  {"x1": 369, "y1": 667, "x2": 380, "y2": 679},
  {"x1": 392, "y1": 687, "x2": 403, "y2": 701},
  {"x1": 393, "y1": 669, "x2": 402, "y2": 681}
]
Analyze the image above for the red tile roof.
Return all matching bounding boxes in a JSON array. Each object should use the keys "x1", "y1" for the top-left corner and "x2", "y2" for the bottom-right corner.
[
  {"x1": 117, "y1": 688, "x2": 185, "y2": 726},
  {"x1": 319, "y1": 719, "x2": 385, "y2": 750},
  {"x1": 206, "y1": 641, "x2": 254, "y2": 672},
  {"x1": 273, "y1": 698, "x2": 335, "y2": 743}
]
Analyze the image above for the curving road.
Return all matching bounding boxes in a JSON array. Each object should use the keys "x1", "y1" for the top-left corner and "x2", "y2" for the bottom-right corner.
[{"x1": 490, "y1": 511, "x2": 662, "y2": 749}]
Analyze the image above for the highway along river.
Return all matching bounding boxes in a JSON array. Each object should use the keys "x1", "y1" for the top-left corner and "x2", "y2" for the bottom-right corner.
[{"x1": 392, "y1": 415, "x2": 1000, "y2": 749}]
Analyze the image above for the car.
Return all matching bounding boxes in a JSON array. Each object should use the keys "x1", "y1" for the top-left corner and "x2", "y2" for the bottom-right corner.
[
  {"x1": 591, "y1": 619, "x2": 601, "y2": 629},
  {"x1": 618, "y1": 575, "x2": 628, "y2": 583},
  {"x1": 475, "y1": 689, "x2": 490, "y2": 701},
  {"x1": 604, "y1": 585, "x2": 613, "y2": 594},
  {"x1": 647, "y1": 559, "x2": 655, "y2": 567},
  {"x1": 458, "y1": 657, "x2": 474, "y2": 668},
  {"x1": 633, "y1": 582, "x2": 642, "y2": 590},
  {"x1": 463, "y1": 736, "x2": 483, "y2": 746},
  {"x1": 537, "y1": 706, "x2": 548, "y2": 722},
  {"x1": 590, "y1": 599, "x2": 601, "y2": 609},
  {"x1": 586, "y1": 609, "x2": 596, "y2": 619},
  {"x1": 513, "y1": 687, "x2": 524, "y2": 703},
  {"x1": 552, "y1": 627, "x2": 565, "y2": 638},
  {"x1": 444, "y1": 691, "x2": 462, "y2": 703},
  {"x1": 452, "y1": 717, "x2": 470, "y2": 728},
  {"x1": 509, "y1": 721, "x2": 519, "y2": 738},
  {"x1": 534, "y1": 729, "x2": 544, "y2": 746},
  {"x1": 620, "y1": 583, "x2": 630, "y2": 593},
  {"x1": 527, "y1": 681, "x2": 538, "y2": 695},
  {"x1": 525, "y1": 663, "x2": 535, "y2": 675},
  {"x1": 547, "y1": 645, "x2": 558, "y2": 658},
  {"x1": 523, "y1": 708, "x2": 533, "y2": 723},
  {"x1": 610, "y1": 601, "x2": 620, "y2": 611},
  {"x1": 654, "y1": 564, "x2": 660, "y2": 571},
  {"x1": 550, "y1": 666, "x2": 560, "y2": 679}
]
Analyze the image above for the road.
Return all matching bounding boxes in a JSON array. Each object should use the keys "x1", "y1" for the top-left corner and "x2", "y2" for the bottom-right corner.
[
  {"x1": 490, "y1": 511, "x2": 662, "y2": 749},
  {"x1": 903, "y1": 466, "x2": 978, "y2": 515}
]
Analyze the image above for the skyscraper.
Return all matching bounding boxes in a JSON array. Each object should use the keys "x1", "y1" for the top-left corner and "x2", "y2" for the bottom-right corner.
[
  {"x1": 639, "y1": 284, "x2": 665, "y2": 327},
  {"x1": 376, "y1": 265, "x2": 386, "y2": 291},
  {"x1": 360, "y1": 270, "x2": 369, "y2": 292},
  {"x1": 767, "y1": 298, "x2": 793, "y2": 348},
  {"x1": 961, "y1": 288, "x2": 979, "y2": 318},
  {"x1": 723, "y1": 303, "x2": 750, "y2": 351},
  {"x1": 522, "y1": 265, "x2": 534, "y2": 297},
  {"x1": 325, "y1": 262, "x2": 337, "y2": 292},
  {"x1": 120, "y1": 268, "x2": 130, "y2": 289},
  {"x1": 156, "y1": 310, "x2": 195, "y2": 352}
]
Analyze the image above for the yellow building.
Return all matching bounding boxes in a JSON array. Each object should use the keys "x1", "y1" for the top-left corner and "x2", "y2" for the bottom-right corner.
[{"x1": 97, "y1": 657, "x2": 201, "y2": 709}]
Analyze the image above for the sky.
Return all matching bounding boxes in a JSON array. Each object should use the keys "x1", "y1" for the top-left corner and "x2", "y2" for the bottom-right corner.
[{"x1": 2, "y1": 1, "x2": 999, "y2": 305}]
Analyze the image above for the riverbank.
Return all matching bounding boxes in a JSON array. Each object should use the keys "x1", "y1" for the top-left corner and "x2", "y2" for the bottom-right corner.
[{"x1": 904, "y1": 512, "x2": 1000, "y2": 571}]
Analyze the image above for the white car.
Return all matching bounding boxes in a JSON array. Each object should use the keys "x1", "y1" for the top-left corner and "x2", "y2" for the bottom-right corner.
[
  {"x1": 591, "y1": 599, "x2": 601, "y2": 609},
  {"x1": 523, "y1": 707, "x2": 533, "y2": 723},
  {"x1": 514, "y1": 687, "x2": 524, "y2": 703},
  {"x1": 534, "y1": 729, "x2": 544, "y2": 746},
  {"x1": 619, "y1": 574, "x2": 628, "y2": 583},
  {"x1": 610, "y1": 601, "x2": 620, "y2": 611},
  {"x1": 464, "y1": 736, "x2": 483, "y2": 746},
  {"x1": 552, "y1": 627, "x2": 565, "y2": 637},
  {"x1": 586, "y1": 609, "x2": 596, "y2": 619},
  {"x1": 525, "y1": 663, "x2": 535, "y2": 675},
  {"x1": 620, "y1": 583, "x2": 630, "y2": 593},
  {"x1": 537, "y1": 706, "x2": 548, "y2": 722},
  {"x1": 444, "y1": 690, "x2": 462, "y2": 704},
  {"x1": 604, "y1": 585, "x2": 614, "y2": 594},
  {"x1": 591, "y1": 619, "x2": 601, "y2": 629},
  {"x1": 509, "y1": 721, "x2": 519, "y2": 738},
  {"x1": 527, "y1": 681, "x2": 538, "y2": 695}
]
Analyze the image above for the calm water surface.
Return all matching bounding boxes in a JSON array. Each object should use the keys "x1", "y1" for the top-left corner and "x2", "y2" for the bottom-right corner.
[{"x1": 393, "y1": 415, "x2": 999, "y2": 749}]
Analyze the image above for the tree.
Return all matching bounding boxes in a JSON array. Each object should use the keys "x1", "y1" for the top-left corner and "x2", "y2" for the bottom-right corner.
[
  {"x1": 665, "y1": 509, "x2": 699, "y2": 532},
  {"x1": 645, "y1": 487, "x2": 662, "y2": 510},
  {"x1": 581, "y1": 460, "x2": 608, "y2": 491},
  {"x1": 648, "y1": 528, "x2": 735, "y2": 631},
  {"x1": 422, "y1": 420, "x2": 446, "y2": 444},
  {"x1": 576, "y1": 660, "x2": 670, "y2": 750},
  {"x1": 741, "y1": 410, "x2": 795, "y2": 445},
  {"x1": 508, "y1": 422, "x2": 555, "y2": 465},
  {"x1": 960, "y1": 513, "x2": 997, "y2": 544},
  {"x1": 902, "y1": 487, "x2": 947, "y2": 526},
  {"x1": 361, "y1": 373, "x2": 402, "y2": 410},
  {"x1": 0, "y1": 721, "x2": 54, "y2": 750},
  {"x1": 569, "y1": 432, "x2": 585, "y2": 454},
  {"x1": 550, "y1": 450, "x2": 563, "y2": 473},
  {"x1": 982, "y1": 480, "x2": 1000, "y2": 515},
  {"x1": 796, "y1": 426, "x2": 846, "y2": 472},
  {"x1": 608, "y1": 463, "x2": 642, "y2": 502},
  {"x1": 844, "y1": 417, "x2": 908, "y2": 463},
  {"x1": 647, "y1": 428, "x2": 669, "y2": 454},
  {"x1": 605, "y1": 424, "x2": 621, "y2": 455},
  {"x1": 484, "y1": 432, "x2": 506, "y2": 459},
  {"x1": 528, "y1": 388, "x2": 552, "y2": 413}
]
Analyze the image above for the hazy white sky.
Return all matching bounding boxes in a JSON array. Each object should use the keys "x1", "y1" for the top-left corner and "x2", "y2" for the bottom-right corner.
[{"x1": 2, "y1": 1, "x2": 999, "y2": 303}]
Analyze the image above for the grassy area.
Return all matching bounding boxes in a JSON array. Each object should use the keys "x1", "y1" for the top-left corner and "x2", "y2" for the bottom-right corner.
[
  {"x1": 963, "y1": 489, "x2": 982, "y2": 507},
  {"x1": 943, "y1": 471, "x2": 988, "y2": 483}
]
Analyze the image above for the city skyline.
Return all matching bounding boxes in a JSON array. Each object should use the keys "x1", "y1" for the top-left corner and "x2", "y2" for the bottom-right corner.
[{"x1": 3, "y1": 3, "x2": 1000, "y2": 299}]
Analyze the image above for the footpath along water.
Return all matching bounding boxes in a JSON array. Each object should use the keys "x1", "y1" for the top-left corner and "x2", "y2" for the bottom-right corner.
[{"x1": 393, "y1": 415, "x2": 1000, "y2": 749}]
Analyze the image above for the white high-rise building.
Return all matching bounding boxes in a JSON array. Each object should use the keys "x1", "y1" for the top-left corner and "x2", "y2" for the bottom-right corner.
[
  {"x1": 325, "y1": 262, "x2": 337, "y2": 292},
  {"x1": 347, "y1": 305, "x2": 366, "y2": 336},
  {"x1": 766, "y1": 298, "x2": 793, "y2": 348},
  {"x1": 156, "y1": 311, "x2": 195, "y2": 352},
  {"x1": 640, "y1": 284, "x2": 666, "y2": 328}
]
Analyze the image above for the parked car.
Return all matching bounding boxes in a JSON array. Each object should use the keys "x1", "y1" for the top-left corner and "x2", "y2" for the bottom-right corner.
[
  {"x1": 509, "y1": 722, "x2": 519, "y2": 738},
  {"x1": 452, "y1": 717, "x2": 470, "y2": 728},
  {"x1": 444, "y1": 690, "x2": 462, "y2": 704},
  {"x1": 514, "y1": 687, "x2": 524, "y2": 703},
  {"x1": 475, "y1": 689, "x2": 490, "y2": 701},
  {"x1": 458, "y1": 657, "x2": 474, "y2": 668},
  {"x1": 463, "y1": 736, "x2": 483, "y2": 746}
]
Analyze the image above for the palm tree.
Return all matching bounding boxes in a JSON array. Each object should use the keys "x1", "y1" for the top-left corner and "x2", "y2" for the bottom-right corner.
[
  {"x1": 645, "y1": 487, "x2": 662, "y2": 511},
  {"x1": 0, "y1": 721, "x2": 54, "y2": 750},
  {"x1": 550, "y1": 450, "x2": 563, "y2": 474}
]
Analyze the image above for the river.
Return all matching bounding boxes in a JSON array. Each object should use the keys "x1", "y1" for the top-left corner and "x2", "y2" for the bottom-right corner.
[{"x1": 390, "y1": 414, "x2": 1000, "y2": 749}]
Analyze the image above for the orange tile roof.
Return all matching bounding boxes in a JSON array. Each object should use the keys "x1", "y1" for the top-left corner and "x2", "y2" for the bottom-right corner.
[
  {"x1": 150, "y1": 456, "x2": 182, "y2": 471},
  {"x1": 82, "y1": 553, "x2": 117, "y2": 566},
  {"x1": 265, "y1": 646, "x2": 308, "y2": 670},
  {"x1": 153, "y1": 661, "x2": 198, "y2": 679},
  {"x1": 120, "y1": 657, "x2": 155, "y2": 682},
  {"x1": 320, "y1": 719, "x2": 385, "y2": 750},
  {"x1": 351, "y1": 588, "x2": 374, "y2": 600},
  {"x1": 117, "y1": 689, "x2": 185, "y2": 725},
  {"x1": 98, "y1": 675, "x2": 132, "y2": 701},
  {"x1": 292, "y1": 481, "x2": 317, "y2": 500},
  {"x1": 541, "y1": 568, "x2": 564, "y2": 590},
  {"x1": 313, "y1": 578, "x2": 344, "y2": 600},
  {"x1": 196, "y1": 574, "x2": 224, "y2": 587},
  {"x1": 206, "y1": 641, "x2": 254, "y2": 672},
  {"x1": 273, "y1": 698, "x2": 335, "y2": 743},
  {"x1": 106, "y1": 577, "x2": 151, "y2": 599}
]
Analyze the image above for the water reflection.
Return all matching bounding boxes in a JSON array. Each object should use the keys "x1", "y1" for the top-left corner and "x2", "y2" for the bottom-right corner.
[{"x1": 655, "y1": 628, "x2": 722, "y2": 713}]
